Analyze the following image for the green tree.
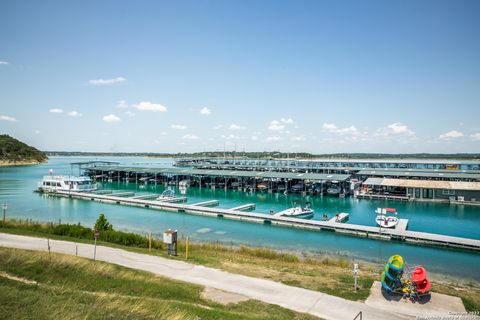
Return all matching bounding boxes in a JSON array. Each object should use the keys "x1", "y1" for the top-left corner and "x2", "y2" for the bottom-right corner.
[{"x1": 94, "y1": 213, "x2": 113, "y2": 231}]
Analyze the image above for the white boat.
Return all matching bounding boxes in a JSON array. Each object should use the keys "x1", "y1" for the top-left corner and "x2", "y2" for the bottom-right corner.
[
  {"x1": 157, "y1": 188, "x2": 175, "y2": 200},
  {"x1": 375, "y1": 207, "x2": 399, "y2": 228},
  {"x1": 37, "y1": 175, "x2": 96, "y2": 192},
  {"x1": 274, "y1": 201, "x2": 314, "y2": 219}
]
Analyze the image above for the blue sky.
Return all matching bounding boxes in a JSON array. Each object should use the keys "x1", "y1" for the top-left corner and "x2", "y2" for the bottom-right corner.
[{"x1": 1, "y1": 0, "x2": 479, "y2": 153}]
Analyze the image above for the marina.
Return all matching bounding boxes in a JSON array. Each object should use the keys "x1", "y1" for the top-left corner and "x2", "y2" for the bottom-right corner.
[
  {"x1": 79, "y1": 156, "x2": 480, "y2": 205},
  {"x1": 2, "y1": 156, "x2": 480, "y2": 282},
  {"x1": 43, "y1": 189, "x2": 480, "y2": 252}
]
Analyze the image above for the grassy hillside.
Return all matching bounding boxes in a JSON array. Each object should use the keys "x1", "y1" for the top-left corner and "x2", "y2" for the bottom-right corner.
[
  {"x1": 0, "y1": 134, "x2": 47, "y2": 165},
  {"x1": 0, "y1": 247, "x2": 318, "y2": 320},
  {"x1": 1, "y1": 219, "x2": 479, "y2": 312}
]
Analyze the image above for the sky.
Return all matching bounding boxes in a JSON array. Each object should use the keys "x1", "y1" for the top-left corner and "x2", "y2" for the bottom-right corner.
[{"x1": 0, "y1": 0, "x2": 479, "y2": 153}]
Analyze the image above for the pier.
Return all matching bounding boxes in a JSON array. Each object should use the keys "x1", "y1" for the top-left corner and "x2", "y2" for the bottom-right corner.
[
  {"x1": 46, "y1": 190, "x2": 480, "y2": 252},
  {"x1": 231, "y1": 204, "x2": 256, "y2": 211},
  {"x1": 191, "y1": 200, "x2": 220, "y2": 207},
  {"x1": 329, "y1": 213, "x2": 349, "y2": 223}
]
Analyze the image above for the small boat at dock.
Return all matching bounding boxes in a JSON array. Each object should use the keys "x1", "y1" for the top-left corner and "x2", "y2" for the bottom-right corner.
[
  {"x1": 274, "y1": 201, "x2": 314, "y2": 219},
  {"x1": 375, "y1": 207, "x2": 399, "y2": 228}
]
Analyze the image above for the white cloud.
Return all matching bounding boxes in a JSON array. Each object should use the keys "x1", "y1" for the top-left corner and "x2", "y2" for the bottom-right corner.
[
  {"x1": 199, "y1": 107, "x2": 211, "y2": 115},
  {"x1": 49, "y1": 108, "x2": 64, "y2": 114},
  {"x1": 67, "y1": 111, "x2": 82, "y2": 117},
  {"x1": 182, "y1": 134, "x2": 199, "y2": 140},
  {"x1": 471, "y1": 133, "x2": 480, "y2": 141},
  {"x1": 291, "y1": 136, "x2": 306, "y2": 141},
  {"x1": 251, "y1": 136, "x2": 259, "y2": 141},
  {"x1": 0, "y1": 115, "x2": 17, "y2": 122},
  {"x1": 103, "y1": 114, "x2": 121, "y2": 123},
  {"x1": 229, "y1": 124, "x2": 245, "y2": 130},
  {"x1": 220, "y1": 134, "x2": 239, "y2": 140},
  {"x1": 375, "y1": 122, "x2": 414, "y2": 137},
  {"x1": 116, "y1": 100, "x2": 128, "y2": 108},
  {"x1": 322, "y1": 122, "x2": 359, "y2": 135},
  {"x1": 160, "y1": 131, "x2": 168, "y2": 136},
  {"x1": 34, "y1": 130, "x2": 40, "y2": 134},
  {"x1": 213, "y1": 125, "x2": 223, "y2": 130},
  {"x1": 125, "y1": 110, "x2": 135, "y2": 117},
  {"x1": 132, "y1": 101, "x2": 167, "y2": 112},
  {"x1": 0, "y1": 61, "x2": 9, "y2": 65},
  {"x1": 268, "y1": 120, "x2": 285, "y2": 131},
  {"x1": 89, "y1": 77, "x2": 126, "y2": 85},
  {"x1": 280, "y1": 118, "x2": 293, "y2": 124},
  {"x1": 171, "y1": 124, "x2": 187, "y2": 130},
  {"x1": 266, "y1": 136, "x2": 281, "y2": 141},
  {"x1": 439, "y1": 130, "x2": 463, "y2": 140}
]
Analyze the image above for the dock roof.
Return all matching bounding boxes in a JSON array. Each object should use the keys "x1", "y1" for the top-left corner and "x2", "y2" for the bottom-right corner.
[
  {"x1": 357, "y1": 169, "x2": 480, "y2": 180},
  {"x1": 90, "y1": 165, "x2": 350, "y2": 181},
  {"x1": 364, "y1": 178, "x2": 480, "y2": 191}
]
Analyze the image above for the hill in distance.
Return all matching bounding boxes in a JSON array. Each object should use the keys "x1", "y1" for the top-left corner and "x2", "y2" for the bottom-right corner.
[{"x1": 0, "y1": 134, "x2": 48, "y2": 166}]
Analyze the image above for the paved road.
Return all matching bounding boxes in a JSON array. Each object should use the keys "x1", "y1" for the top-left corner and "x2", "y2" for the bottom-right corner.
[{"x1": 0, "y1": 233, "x2": 411, "y2": 320}]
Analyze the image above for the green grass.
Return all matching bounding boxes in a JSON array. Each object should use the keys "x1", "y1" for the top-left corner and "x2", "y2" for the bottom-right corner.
[
  {"x1": 0, "y1": 247, "x2": 318, "y2": 320},
  {"x1": 1, "y1": 218, "x2": 479, "y2": 311}
]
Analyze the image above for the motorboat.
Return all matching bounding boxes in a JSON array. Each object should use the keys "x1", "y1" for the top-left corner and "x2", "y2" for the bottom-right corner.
[
  {"x1": 37, "y1": 175, "x2": 96, "y2": 193},
  {"x1": 375, "y1": 207, "x2": 399, "y2": 228},
  {"x1": 327, "y1": 182, "x2": 341, "y2": 196},
  {"x1": 290, "y1": 183, "x2": 304, "y2": 193},
  {"x1": 157, "y1": 188, "x2": 175, "y2": 200},
  {"x1": 257, "y1": 182, "x2": 268, "y2": 192},
  {"x1": 273, "y1": 201, "x2": 314, "y2": 219}
]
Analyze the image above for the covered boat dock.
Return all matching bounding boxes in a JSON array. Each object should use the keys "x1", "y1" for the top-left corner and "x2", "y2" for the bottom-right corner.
[
  {"x1": 84, "y1": 165, "x2": 351, "y2": 194},
  {"x1": 360, "y1": 178, "x2": 480, "y2": 203}
]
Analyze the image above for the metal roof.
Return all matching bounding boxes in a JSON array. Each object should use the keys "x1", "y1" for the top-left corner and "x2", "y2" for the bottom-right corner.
[
  {"x1": 357, "y1": 170, "x2": 480, "y2": 180},
  {"x1": 364, "y1": 178, "x2": 480, "y2": 191},
  {"x1": 90, "y1": 165, "x2": 350, "y2": 181},
  {"x1": 192, "y1": 164, "x2": 480, "y2": 175}
]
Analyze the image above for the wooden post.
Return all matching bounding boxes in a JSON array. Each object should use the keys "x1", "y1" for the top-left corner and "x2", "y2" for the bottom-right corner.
[
  {"x1": 186, "y1": 236, "x2": 189, "y2": 260},
  {"x1": 47, "y1": 238, "x2": 51, "y2": 261},
  {"x1": 149, "y1": 232, "x2": 152, "y2": 253}
]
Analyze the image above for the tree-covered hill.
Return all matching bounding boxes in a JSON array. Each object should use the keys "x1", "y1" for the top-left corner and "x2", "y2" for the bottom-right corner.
[{"x1": 0, "y1": 134, "x2": 48, "y2": 165}]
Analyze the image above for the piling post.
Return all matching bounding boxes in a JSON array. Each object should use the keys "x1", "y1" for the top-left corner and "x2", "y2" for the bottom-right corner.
[
  {"x1": 149, "y1": 232, "x2": 152, "y2": 253},
  {"x1": 47, "y1": 238, "x2": 51, "y2": 261}
]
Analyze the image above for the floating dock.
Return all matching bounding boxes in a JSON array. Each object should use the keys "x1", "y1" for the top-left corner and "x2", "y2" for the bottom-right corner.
[
  {"x1": 131, "y1": 194, "x2": 160, "y2": 200},
  {"x1": 157, "y1": 196, "x2": 187, "y2": 203},
  {"x1": 46, "y1": 190, "x2": 480, "y2": 252},
  {"x1": 110, "y1": 192, "x2": 135, "y2": 197},
  {"x1": 191, "y1": 200, "x2": 220, "y2": 207},
  {"x1": 329, "y1": 213, "x2": 349, "y2": 223},
  {"x1": 231, "y1": 203, "x2": 256, "y2": 211}
]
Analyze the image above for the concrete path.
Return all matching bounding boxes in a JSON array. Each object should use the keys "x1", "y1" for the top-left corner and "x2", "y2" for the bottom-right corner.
[{"x1": 0, "y1": 233, "x2": 411, "y2": 320}]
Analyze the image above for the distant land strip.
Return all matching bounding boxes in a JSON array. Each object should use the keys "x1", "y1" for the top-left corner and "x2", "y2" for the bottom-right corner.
[{"x1": 44, "y1": 151, "x2": 480, "y2": 160}]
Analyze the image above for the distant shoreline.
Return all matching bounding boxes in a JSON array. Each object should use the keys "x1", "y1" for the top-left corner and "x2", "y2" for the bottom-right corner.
[
  {"x1": 0, "y1": 159, "x2": 48, "y2": 167},
  {"x1": 44, "y1": 152, "x2": 480, "y2": 161}
]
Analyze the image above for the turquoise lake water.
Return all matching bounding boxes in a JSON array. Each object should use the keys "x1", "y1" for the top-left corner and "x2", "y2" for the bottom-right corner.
[{"x1": 1, "y1": 156, "x2": 479, "y2": 282}]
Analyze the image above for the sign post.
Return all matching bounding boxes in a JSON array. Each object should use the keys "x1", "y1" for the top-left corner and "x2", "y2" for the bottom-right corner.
[
  {"x1": 2, "y1": 201, "x2": 7, "y2": 226},
  {"x1": 354, "y1": 263, "x2": 359, "y2": 291},
  {"x1": 94, "y1": 229, "x2": 100, "y2": 262}
]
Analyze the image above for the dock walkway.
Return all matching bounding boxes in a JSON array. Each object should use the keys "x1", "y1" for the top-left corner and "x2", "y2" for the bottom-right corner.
[
  {"x1": 48, "y1": 190, "x2": 480, "y2": 252},
  {"x1": 329, "y1": 213, "x2": 349, "y2": 223}
]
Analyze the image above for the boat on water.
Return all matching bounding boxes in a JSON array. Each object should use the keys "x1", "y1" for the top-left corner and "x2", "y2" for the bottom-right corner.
[
  {"x1": 257, "y1": 182, "x2": 268, "y2": 192},
  {"x1": 327, "y1": 181, "x2": 342, "y2": 196},
  {"x1": 375, "y1": 207, "x2": 399, "y2": 228},
  {"x1": 157, "y1": 188, "x2": 175, "y2": 200},
  {"x1": 273, "y1": 201, "x2": 314, "y2": 219},
  {"x1": 290, "y1": 183, "x2": 304, "y2": 193},
  {"x1": 37, "y1": 175, "x2": 96, "y2": 192}
]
